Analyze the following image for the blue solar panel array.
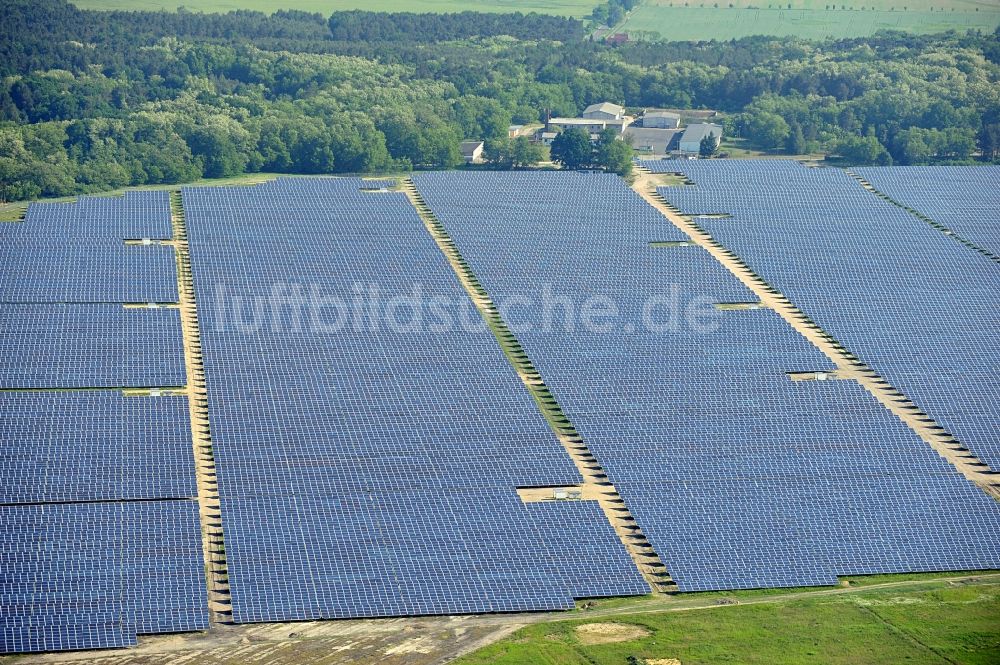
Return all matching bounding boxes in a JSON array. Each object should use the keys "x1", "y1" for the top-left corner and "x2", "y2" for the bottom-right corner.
[
  {"x1": 644, "y1": 159, "x2": 1000, "y2": 472},
  {"x1": 1, "y1": 500, "x2": 207, "y2": 653},
  {"x1": 18, "y1": 191, "x2": 173, "y2": 240},
  {"x1": 0, "y1": 189, "x2": 206, "y2": 654},
  {"x1": 414, "y1": 170, "x2": 1000, "y2": 592},
  {"x1": 183, "y1": 177, "x2": 648, "y2": 623},
  {"x1": 0, "y1": 393, "x2": 206, "y2": 655},
  {"x1": 856, "y1": 165, "x2": 1000, "y2": 258},
  {"x1": 0, "y1": 190, "x2": 177, "y2": 303},
  {"x1": 0, "y1": 392, "x2": 195, "y2": 503},
  {"x1": 0, "y1": 238, "x2": 177, "y2": 303},
  {"x1": 527, "y1": 500, "x2": 650, "y2": 599},
  {"x1": 0, "y1": 304, "x2": 185, "y2": 389}
]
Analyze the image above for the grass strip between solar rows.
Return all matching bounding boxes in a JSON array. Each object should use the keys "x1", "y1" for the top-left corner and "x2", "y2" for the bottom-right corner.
[
  {"x1": 170, "y1": 190, "x2": 233, "y2": 622},
  {"x1": 633, "y1": 165, "x2": 1000, "y2": 500},
  {"x1": 401, "y1": 177, "x2": 673, "y2": 594},
  {"x1": 846, "y1": 170, "x2": 1000, "y2": 265}
]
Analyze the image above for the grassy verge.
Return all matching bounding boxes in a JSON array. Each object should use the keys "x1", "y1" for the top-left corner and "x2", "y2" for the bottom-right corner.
[
  {"x1": 718, "y1": 138, "x2": 766, "y2": 158},
  {"x1": 0, "y1": 204, "x2": 27, "y2": 222},
  {"x1": 574, "y1": 571, "x2": 1000, "y2": 614},
  {"x1": 457, "y1": 574, "x2": 1000, "y2": 665}
]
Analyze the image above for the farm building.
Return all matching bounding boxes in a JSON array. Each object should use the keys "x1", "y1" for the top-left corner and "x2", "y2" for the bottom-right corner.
[
  {"x1": 624, "y1": 127, "x2": 681, "y2": 155},
  {"x1": 582, "y1": 102, "x2": 626, "y2": 120},
  {"x1": 544, "y1": 102, "x2": 634, "y2": 140},
  {"x1": 642, "y1": 110, "x2": 681, "y2": 129},
  {"x1": 547, "y1": 117, "x2": 633, "y2": 137},
  {"x1": 460, "y1": 140, "x2": 485, "y2": 164},
  {"x1": 679, "y1": 123, "x2": 722, "y2": 154},
  {"x1": 650, "y1": 108, "x2": 719, "y2": 122}
]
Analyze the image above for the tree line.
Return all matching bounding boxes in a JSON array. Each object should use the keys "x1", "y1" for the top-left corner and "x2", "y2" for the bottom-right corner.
[{"x1": 328, "y1": 11, "x2": 583, "y2": 43}]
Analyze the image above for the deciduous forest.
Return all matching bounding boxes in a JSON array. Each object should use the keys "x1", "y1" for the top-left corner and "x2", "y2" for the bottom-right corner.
[{"x1": 1, "y1": 0, "x2": 998, "y2": 201}]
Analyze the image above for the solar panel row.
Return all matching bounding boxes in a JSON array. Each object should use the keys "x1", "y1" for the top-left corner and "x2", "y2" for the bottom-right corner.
[
  {"x1": 19, "y1": 191, "x2": 173, "y2": 240},
  {"x1": 413, "y1": 169, "x2": 1000, "y2": 592},
  {"x1": 0, "y1": 191, "x2": 177, "y2": 304},
  {"x1": 5, "y1": 165, "x2": 996, "y2": 651},
  {"x1": 0, "y1": 501, "x2": 207, "y2": 653},
  {"x1": 0, "y1": 191, "x2": 184, "y2": 388},
  {"x1": 183, "y1": 177, "x2": 649, "y2": 624},
  {"x1": 0, "y1": 191, "x2": 206, "y2": 654},
  {"x1": 856, "y1": 165, "x2": 1000, "y2": 259},
  {"x1": 0, "y1": 304, "x2": 186, "y2": 389},
  {"x1": 645, "y1": 159, "x2": 1000, "y2": 471},
  {"x1": 527, "y1": 500, "x2": 650, "y2": 599},
  {"x1": 0, "y1": 239, "x2": 177, "y2": 304},
  {"x1": 0, "y1": 392, "x2": 195, "y2": 504}
]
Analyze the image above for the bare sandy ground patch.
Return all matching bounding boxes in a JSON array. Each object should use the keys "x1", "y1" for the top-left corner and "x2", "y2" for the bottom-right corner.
[{"x1": 574, "y1": 622, "x2": 651, "y2": 645}]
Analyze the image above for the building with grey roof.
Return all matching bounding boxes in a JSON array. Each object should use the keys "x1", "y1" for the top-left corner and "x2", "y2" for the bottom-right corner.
[
  {"x1": 642, "y1": 111, "x2": 681, "y2": 129},
  {"x1": 459, "y1": 140, "x2": 484, "y2": 164},
  {"x1": 582, "y1": 102, "x2": 626, "y2": 121},
  {"x1": 679, "y1": 123, "x2": 722, "y2": 154},
  {"x1": 624, "y1": 127, "x2": 682, "y2": 156}
]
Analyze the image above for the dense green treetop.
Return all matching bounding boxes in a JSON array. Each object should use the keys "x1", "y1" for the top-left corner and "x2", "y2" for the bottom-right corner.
[{"x1": 1, "y1": 0, "x2": 997, "y2": 201}]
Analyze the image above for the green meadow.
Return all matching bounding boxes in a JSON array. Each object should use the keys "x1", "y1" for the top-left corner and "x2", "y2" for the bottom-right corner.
[
  {"x1": 456, "y1": 575, "x2": 1000, "y2": 665},
  {"x1": 70, "y1": 0, "x2": 600, "y2": 17},
  {"x1": 620, "y1": 0, "x2": 1000, "y2": 40}
]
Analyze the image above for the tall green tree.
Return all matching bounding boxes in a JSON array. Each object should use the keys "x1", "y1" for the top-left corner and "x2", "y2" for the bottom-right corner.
[
  {"x1": 510, "y1": 136, "x2": 545, "y2": 168},
  {"x1": 483, "y1": 138, "x2": 513, "y2": 168},
  {"x1": 453, "y1": 96, "x2": 513, "y2": 142},
  {"x1": 835, "y1": 135, "x2": 892, "y2": 166},
  {"x1": 748, "y1": 112, "x2": 790, "y2": 151},
  {"x1": 891, "y1": 127, "x2": 975, "y2": 164},
  {"x1": 550, "y1": 127, "x2": 593, "y2": 170},
  {"x1": 483, "y1": 136, "x2": 546, "y2": 169},
  {"x1": 596, "y1": 129, "x2": 633, "y2": 176},
  {"x1": 785, "y1": 122, "x2": 806, "y2": 155},
  {"x1": 979, "y1": 124, "x2": 1000, "y2": 161},
  {"x1": 699, "y1": 134, "x2": 719, "y2": 157}
]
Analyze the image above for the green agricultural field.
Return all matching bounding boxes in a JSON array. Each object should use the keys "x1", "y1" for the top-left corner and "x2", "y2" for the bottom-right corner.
[
  {"x1": 620, "y1": 0, "x2": 1000, "y2": 40},
  {"x1": 70, "y1": 0, "x2": 600, "y2": 17},
  {"x1": 456, "y1": 575, "x2": 1000, "y2": 665}
]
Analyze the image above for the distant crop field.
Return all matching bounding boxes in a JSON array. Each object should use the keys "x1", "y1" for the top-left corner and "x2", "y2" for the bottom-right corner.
[
  {"x1": 620, "y1": 0, "x2": 1000, "y2": 40},
  {"x1": 70, "y1": 0, "x2": 600, "y2": 17}
]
